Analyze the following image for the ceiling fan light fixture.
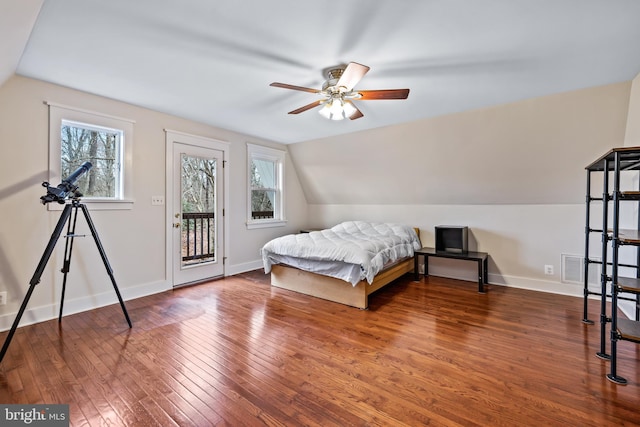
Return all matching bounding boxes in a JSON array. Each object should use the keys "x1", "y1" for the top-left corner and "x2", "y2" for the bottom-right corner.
[{"x1": 319, "y1": 98, "x2": 350, "y2": 121}]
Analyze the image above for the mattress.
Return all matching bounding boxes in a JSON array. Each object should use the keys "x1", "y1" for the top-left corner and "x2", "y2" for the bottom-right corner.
[{"x1": 261, "y1": 221, "x2": 421, "y2": 285}]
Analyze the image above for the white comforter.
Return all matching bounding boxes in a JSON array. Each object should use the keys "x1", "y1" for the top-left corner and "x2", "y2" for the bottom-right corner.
[{"x1": 261, "y1": 221, "x2": 421, "y2": 285}]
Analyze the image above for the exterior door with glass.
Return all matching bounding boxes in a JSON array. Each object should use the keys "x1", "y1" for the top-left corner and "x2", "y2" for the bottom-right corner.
[{"x1": 171, "y1": 140, "x2": 224, "y2": 286}]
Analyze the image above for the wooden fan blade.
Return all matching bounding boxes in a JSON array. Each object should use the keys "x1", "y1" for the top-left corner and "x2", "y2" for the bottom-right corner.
[
  {"x1": 357, "y1": 89, "x2": 410, "y2": 100},
  {"x1": 270, "y1": 82, "x2": 320, "y2": 94},
  {"x1": 347, "y1": 101, "x2": 364, "y2": 120},
  {"x1": 336, "y1": 62, "x2": 370, "y2": 90},
  {"x1": 288, "y1": 100, "x2": 323, "y2": 114}
]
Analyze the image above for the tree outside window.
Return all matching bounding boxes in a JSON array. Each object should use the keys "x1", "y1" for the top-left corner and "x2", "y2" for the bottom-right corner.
[
  {"x1": 250, "y1": 159, "x2": 275, "y2": 219},
  {"x1": 61, "y1": 121, "x2": 121, "y2": 199}
]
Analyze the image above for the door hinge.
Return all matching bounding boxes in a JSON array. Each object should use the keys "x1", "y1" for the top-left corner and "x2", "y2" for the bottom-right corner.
[
  {"x1": 223, "y1": 257, "x2": 227, "y2": 265},
  {"x1": 223, "y1": 208, "x2": 225, "y2": 216},
  {"x1": 223, "y1": 160, "x2": 226, "y2": 168}
]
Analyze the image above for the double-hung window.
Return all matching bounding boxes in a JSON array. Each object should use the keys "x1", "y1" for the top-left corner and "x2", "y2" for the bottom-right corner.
[
  {"x1": 247, "y1": 143, "x2": 286, "y2": 228},
  {"x1": 48, "y1": 103, "x2": 134, "y2": 209}
]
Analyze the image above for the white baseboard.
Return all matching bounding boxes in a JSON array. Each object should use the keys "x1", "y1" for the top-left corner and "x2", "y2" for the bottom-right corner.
[
  {"x1": 226, "y1": 259, "x2": 263, "y2": 276},
  {"x1": 487, "y1": 272, "x2": 583, "y2": 297},
  {"x1": 0, "y1": 279, "x2": 170, "y2": 332}
]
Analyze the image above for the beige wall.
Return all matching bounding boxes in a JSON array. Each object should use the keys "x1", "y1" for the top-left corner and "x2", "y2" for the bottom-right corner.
[
  {"x1": 290, "y1": 82, "x2": 630, "y2": 205},
  {"x1": 307, "y1": 203, "x2": 585, "y2": 295},
  {"x1": 0, "y1": 75, "x2": 307, "y2": 330},
  {"x1": 619, "y1": 72, "x2": 640, "y2": 316},
  {"x1": 290, "y1": 83, "x2": 631, "y2": 295},
  {"x1": 624, "y1": 73, "x2": 640, "y2": 146}
]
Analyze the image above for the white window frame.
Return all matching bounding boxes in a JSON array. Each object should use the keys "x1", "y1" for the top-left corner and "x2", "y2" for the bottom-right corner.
[
  {"x1": 47, "y1": 102, "x2": 134, "y2": 210},
  {"x1": 247, "y1": 143, "x2": 286, "y2": 229}
]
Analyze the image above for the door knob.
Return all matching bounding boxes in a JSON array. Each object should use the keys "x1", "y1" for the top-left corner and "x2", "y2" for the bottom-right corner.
[{"x1": 173, "y1": 223, "x2": 181, "y2": 228}]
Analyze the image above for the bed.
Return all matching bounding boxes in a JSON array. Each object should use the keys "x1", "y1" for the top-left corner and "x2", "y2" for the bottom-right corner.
[{"x1": 261, "y1": 221, "x2": 422, "y2": 309}]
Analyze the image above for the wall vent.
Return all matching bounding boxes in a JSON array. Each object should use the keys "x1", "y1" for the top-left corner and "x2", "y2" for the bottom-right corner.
[{"x1": 561, "y1": 254, "x2": 600, "y2": 285}]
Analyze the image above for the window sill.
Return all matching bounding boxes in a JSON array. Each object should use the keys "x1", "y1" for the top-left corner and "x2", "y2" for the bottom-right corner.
[
  {"x1": 246, "y1": 219, "x2": 287, "y2": 229},
  {"x1": 46, "y1": 199, "x2": 134, "y2": 211}
]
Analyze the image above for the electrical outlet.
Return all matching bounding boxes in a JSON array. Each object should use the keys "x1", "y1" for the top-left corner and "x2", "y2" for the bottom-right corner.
[
  {"x1": 151, "y1": 196, "x2": 165, "y2": 206},
  {"x1": 544, "y1": 265, "x2": 554, "y2": 275},
  {"x1": 0, "y1": 291, "x2": 7, "y2": 305}
]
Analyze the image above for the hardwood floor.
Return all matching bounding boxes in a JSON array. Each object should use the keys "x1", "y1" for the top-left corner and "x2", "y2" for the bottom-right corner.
[{"x1": 0, "y1": 271, "x2": 638, "y2": 426}]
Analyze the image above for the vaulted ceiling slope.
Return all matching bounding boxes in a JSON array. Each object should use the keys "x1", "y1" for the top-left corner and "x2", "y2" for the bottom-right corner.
[
  {"x1": 4, "y1": 0, "x2": 640, "y2": 144},
  {"x1": 0, "y1": 0, "x2": 43, "y2": 86}
]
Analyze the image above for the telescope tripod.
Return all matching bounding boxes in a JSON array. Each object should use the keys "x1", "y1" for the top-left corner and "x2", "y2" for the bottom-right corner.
[{"x1": 0, "y1": 199, "x2": 132, "y2": 363}]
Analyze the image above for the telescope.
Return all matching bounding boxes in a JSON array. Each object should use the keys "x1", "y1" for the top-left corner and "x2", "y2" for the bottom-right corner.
[
  {"x1": 0, "y1": 160, "x2": 131, "y2": 365},
  {"x1": 40, "y1": 161, "x2": 93, "y2": 204}
]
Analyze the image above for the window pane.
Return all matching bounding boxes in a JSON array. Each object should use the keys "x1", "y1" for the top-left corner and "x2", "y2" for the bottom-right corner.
[
  {"x1": 61, "y1": 121, "x2": 121, "y2": 198},
  {"x1": 181, "y1": 154, "x2": 217, "y2": 265},
  {"x1": 251, "y1": 189, "x2": 275, "y2": 218},
  {"x1": 247, "y1": 143, "x2": 285, "y2": 227},
  {"x1": 181, "y1": 155, "x2": 216, "y2": 213},
  {"x1": 252, "y1": 158, "x2": 276, "y2": 189}
]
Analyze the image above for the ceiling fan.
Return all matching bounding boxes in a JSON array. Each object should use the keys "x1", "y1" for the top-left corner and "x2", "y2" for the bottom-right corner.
[{"x1": 270, "y1": 62, "x2": 410, "y2": 121}]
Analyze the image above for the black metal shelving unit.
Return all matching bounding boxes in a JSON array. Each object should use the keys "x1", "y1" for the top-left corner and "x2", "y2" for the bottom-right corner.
[{"x1": 584, "y1": 146, "x2": 640, "y2": 384}]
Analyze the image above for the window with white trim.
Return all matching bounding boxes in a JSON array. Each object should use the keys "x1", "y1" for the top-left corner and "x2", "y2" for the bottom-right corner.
[
  {"x1": 247, "y1": 143, "x2": 286, "y2": 228},
  {"x1": 48, "y1": 103, "x2": 134, "y2": 209}
]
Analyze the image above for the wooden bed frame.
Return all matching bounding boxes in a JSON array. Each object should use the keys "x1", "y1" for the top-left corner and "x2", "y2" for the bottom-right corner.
[{"x1": 270, "y1": 228, "x2": 420, "y2": 309}]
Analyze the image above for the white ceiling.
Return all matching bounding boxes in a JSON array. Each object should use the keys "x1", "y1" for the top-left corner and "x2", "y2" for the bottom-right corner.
[{"x1": 6, "y1": 0, "x2": 640, "y2": 144}]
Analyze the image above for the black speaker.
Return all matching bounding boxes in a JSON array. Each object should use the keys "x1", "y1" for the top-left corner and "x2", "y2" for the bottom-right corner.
[{"x1": 435, "y1": 226, "x2": 468, "y2": 254}]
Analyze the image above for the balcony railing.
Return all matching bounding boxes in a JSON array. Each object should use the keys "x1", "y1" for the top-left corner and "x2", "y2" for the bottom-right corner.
[
  {"x1": 181, "y1": 211, "x2": 273, "y2": 264},
  {"x1": 182, "y1": 212, "x2": 215, "y2": 263},
  {"x1": 252, "y1": 210, "x2": 274, "y2": 219}
]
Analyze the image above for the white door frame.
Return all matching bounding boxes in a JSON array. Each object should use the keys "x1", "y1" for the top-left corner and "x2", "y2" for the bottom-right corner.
[{"x1": 164, "y1": 129, "x2": 230, "y2": 286}]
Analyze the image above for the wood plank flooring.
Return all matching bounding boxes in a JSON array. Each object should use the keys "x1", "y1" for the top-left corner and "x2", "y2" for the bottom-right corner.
[{"x1": 0, "y1": 271, "x2": 638, "y2": 426}]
